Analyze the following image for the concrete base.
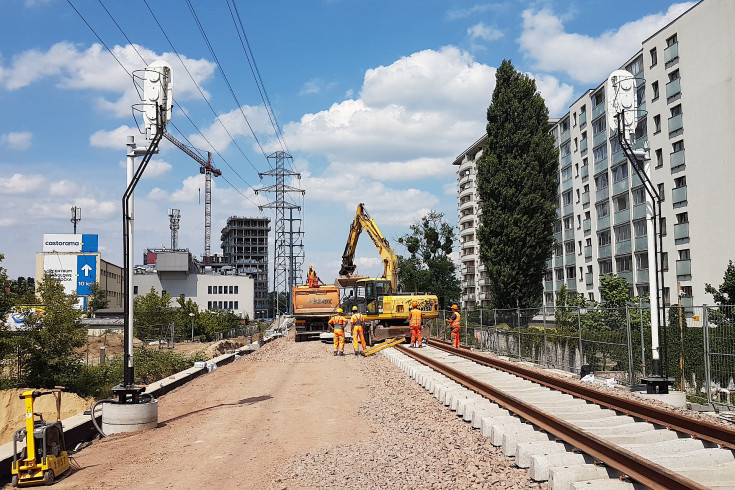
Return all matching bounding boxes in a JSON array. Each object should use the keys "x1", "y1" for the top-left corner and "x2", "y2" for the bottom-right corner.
[
  {"x1": 102, "y1": 399, "x2": 159, "y2": 435},
  {"x1": 633, "y1": 390, "x2": 687, "y2": 408}
]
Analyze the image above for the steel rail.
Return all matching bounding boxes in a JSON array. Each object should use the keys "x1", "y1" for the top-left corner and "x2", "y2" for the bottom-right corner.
[
  {"x1": 396, "y1": 343, "x2": 708, "y2": 490},
  {"x1": 427, "y1": 339, "x2": 735, "y2": 451}
]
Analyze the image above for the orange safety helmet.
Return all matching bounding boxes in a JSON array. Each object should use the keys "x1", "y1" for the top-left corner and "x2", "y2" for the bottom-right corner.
[
  {"x1": 309, "y1": 265, "x2": 313, "y2": 269},
  {"x1": 451, "y1": 304, "x2": 458, "y2": 310},
  {"x1": 412, "y1": 301, "x2": 418, "y2": 307}
]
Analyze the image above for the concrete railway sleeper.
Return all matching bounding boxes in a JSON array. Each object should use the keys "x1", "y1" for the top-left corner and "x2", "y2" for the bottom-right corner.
[{"x1": 383, "y1": 344, "x2": 735, "y2": 490}]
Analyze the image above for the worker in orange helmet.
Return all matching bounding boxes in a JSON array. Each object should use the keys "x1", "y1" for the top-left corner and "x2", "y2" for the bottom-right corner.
[
  {"x1": 448, "y1": 304, "x2": 461, "y2": 348},
  {"x1": 306, "y1": 265, "x2": 325, "y2": 288},
  {"x1": 328, "y1": 308, "x2": 347, "y2": 356},
  {"x1": 408, "y1": 300, "x2": 423, "y2": 348},
  {"x1": 350, "y1": 306, "x2": 366, "y2": 355}
]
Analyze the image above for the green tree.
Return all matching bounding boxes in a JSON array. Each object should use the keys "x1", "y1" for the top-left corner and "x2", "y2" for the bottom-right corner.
[
  {"x1": 599, "y1": 274, "x2": 631, "y2": 308},
  {"x1": 397, "y1": 211, "x2": 460, "y2": 309},
  {"x1": 87, "y1": 282, "x2": 109, "y2": 313},
  {"x1": 0, "y1": 254, "x2": 12, "y2": 318},
  {"x1": 133, "y1": 287, "x2": 173, "y2": 340},
  {"x1": 705, "y1": 260, "x2": 735, "y2": 306},
  {"x1": 476, "y1": 59, "x2": 558, "y2": 309},
  {"x1": 554, "y1": 284, "x2": 587, "y2": 329},
  {"x1": 22, "y1": 275, "x2": 85, "y2": 388}
]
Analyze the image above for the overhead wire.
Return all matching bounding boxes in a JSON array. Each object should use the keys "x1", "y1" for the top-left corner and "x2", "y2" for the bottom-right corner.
[{"x1": 69, "y1": 0, "x2": 263, "y2": 210}]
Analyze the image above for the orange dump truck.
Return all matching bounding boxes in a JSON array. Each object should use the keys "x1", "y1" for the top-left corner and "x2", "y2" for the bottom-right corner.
[{"x1": 292, "y1": 284, "x2": 340, "y2": 342}]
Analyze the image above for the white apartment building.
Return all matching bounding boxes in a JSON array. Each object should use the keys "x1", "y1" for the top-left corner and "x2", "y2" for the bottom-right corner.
[{"x1": 456, "y1": 0, "x2": 735, "y2": 309}]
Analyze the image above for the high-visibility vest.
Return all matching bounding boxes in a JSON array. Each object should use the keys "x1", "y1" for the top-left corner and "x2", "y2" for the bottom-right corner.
[
  {"x1": 329, "y1": 315, "x2": 346, "y2": 329},
  {"x1": 450, "y1": 312, "x2": 461, "y2": 331},
  {"x1": 409, "y1": 308, "x2": 423, "y2": 328},
  {"x1": 351, "y1": 313, "x2": 364, "y2": 326}
]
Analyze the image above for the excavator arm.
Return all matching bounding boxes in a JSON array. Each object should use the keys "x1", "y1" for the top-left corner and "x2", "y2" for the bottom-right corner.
[{"x1": 339, "y1": 203, "x2": 398, "y2": 291}]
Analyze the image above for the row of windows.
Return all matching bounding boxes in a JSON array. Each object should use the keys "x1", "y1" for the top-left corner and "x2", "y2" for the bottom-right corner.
[
  {"x1": 208, "y1": 285, "x2": 239, "y2": 295},
  {"x1": 208, "y1": 301, "x2": 239, "y2": 310}
]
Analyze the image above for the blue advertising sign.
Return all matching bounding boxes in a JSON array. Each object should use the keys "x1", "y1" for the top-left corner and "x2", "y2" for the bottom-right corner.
[
  {"x1": 77, "y1": 255, "x2": 97, "y2": 295},
  {"x1": 81, "y1": 234, "x2": 98, "y2": 252}
]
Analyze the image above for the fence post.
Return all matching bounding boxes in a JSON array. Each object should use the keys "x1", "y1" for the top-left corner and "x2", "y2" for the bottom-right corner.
[
  {"x1": 626, "y1": 306, "x2": 634, "y2": 386},
  {"x1": 543, "y1": 306, "x2": 548, "y2": 367},
  {"x1": 577, "y1": 307, "x2": 583, "y2": 366},
  {"x1": 703, "y1": 305, "x2": 712, "y2": 405}
]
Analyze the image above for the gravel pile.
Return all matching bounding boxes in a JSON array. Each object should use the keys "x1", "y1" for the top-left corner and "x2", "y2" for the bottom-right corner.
[
  {"x1": 244, "y1": 337, "x2": 332, "y2": 363},
  {"x1": 274, "y1": 346, "x2": 545, "y2": 489}
]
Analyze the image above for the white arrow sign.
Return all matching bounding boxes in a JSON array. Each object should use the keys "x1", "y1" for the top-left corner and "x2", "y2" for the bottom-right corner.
[{"x1": 81, "y1": 264, "x2": 92, "y2": 277}]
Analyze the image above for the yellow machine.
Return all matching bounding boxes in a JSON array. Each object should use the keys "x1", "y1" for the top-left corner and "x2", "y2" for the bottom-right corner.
[
  {"x1": 337, "y1": 203, "x2": 439, "y2": 344},
  {"x1": 11, "y1": 388, "x2": 70, "y2": 487}
]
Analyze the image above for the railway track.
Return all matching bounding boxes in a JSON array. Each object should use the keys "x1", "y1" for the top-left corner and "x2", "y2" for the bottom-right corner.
[{"x1": 387, "y1": 339, "x2": 735, "y2": 490}]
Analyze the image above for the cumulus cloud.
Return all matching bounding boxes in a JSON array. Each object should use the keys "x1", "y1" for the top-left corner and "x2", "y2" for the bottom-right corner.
[
  {"x1": 187, "y1": 104, "x2": 273, "y2": 152},
  {"x1": 446, "y1": 3, "x2": 507, "y2": 21},
  {"x1": 0, "y1": 42, "x2": 216, "y2": 116},
  {"x1": 0, "y1": 131, "x2": 32, "y2": 150},
  {"x1": 298, "y1": 78, "x2": 336, "y2": 96},
  {"x1": 90, "y1": 125, "x2": 139, "y2": 149},
  {"x1": 530, "y1": 73, "x2": 575, "y2": 116},
  {"x1": 519, "y1": 3, "x2": 696, "y2": 84},
  {"x1": 467, "y1": 23, "x2": 503, "y2": 42},
  {"x1": 0, "y1": 173, "x2": 44, "y2": 194},
  {"x1": 114, "y1": 157, "x2": 172, "y2": 179}
]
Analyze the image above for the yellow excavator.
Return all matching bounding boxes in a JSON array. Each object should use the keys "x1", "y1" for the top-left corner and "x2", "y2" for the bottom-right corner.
[{"x1": 336, "y1": 203, "x2": 438, "y2": 344}]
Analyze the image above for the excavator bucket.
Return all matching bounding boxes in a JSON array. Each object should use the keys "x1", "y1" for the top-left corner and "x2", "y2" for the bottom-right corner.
[{"x1": 334, "y1": 275, "x2": 365, "y2": 288}]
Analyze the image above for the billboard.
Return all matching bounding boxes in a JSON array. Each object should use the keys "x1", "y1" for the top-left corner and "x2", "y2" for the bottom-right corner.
[
  {"x1": 43, "y1": 234, "x2": 98, "y2": 253},
  {"x1": 76, "y1": 254, "x2": 97, "y2": 295},
  {"x1": 43, "y1": 254, "x2": 77, "y2": 294}
]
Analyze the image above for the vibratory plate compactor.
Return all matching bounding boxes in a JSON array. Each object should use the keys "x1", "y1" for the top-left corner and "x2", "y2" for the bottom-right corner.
[{"x1": 10, "y1": 388, "x2": 70, "y2": 487}]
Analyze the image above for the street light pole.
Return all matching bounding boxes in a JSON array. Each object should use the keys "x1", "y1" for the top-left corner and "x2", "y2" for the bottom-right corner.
[{"x1": 189, "y1": 312, "x2": 195, "y2": 342}]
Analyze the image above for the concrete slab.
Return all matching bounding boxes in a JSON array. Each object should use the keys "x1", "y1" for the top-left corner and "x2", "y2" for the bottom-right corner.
[
  {"x1": 621, "y1": 437, "x2": 708, "y2": 456},
  {"x1": 491, "y1": 423, "x2": 536, "y2": 447},
  {"x1": 548, "y1": 464, "x2": 612, "y2": 489},
  {"x1": 571, "y1": 416, "x2": 636, "y2": 428},
  {"x1": 677, "y1": 461, "x2": 735, "y2": 488},
  {"x1": 601, "y1": 429, "x2": 679, "y2": 445},
  {"x1": 530, "y1": 454, "x2": 589, "y2": 481},
  {"x1": 516, "y1": 440, "x2": 570, "y2": 468},
  {"x1": 456, "y1": 395, "x2": 484, "y2": 416},
  {"x1": 503, "y1": 430, "x2": 552, "y2": 457},
  {"x1": 480, "y1": 415, "x2": 522, "y2": 438},
  {"x1": 470, "y1": 405, "x2": 510, "y2": 429},
  {"x1": 648, "y1": 448, "x2": 735, "y2": 469},
  {"x1": 584, "y1": 422, "x2": 656, "y2": 436}
]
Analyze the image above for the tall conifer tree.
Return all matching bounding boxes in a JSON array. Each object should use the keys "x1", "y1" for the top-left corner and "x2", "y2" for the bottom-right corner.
[{"x1": 477, "y1": 60, "x2": 558, "y2": 309}]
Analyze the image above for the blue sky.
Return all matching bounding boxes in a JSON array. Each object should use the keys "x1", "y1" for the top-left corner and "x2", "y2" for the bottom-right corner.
[{"x1": 0, "y1": 0, "x2": 695, "y2": 283}]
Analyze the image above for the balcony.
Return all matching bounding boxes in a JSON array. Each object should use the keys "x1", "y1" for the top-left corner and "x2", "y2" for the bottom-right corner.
[
  {"x1": 545, "y1": 280, "x2": 553, "y2": 291},
  {"x1": 561, "y1": 153, "x2": 572, "y2": 167},
  {"x1": 616, "y1": 240, "x2": 632, "y2": 255},
  {"x1": 635, "y1": 236, "x2": 648, "y2": 251},
  {"x1": 599, "y1": 244, "x2": 612, "y2": 258},
  {"x1": 594, "y1": 158, "x2": 608, "y2": 174},
  {"x1": 554, "y1": 231, "x2": 562, "y2": 243},
  {"x1": 666, "y1": 78, "x2": 681, "y2": 99},
  {"x1": 632, "y1": 172, "x2": 642, "y2": 188},
  {"x1": 583, "y1": 219, "x2": 591, "y2": 233},
  {"x1": 617, "y1": 271, "x2": 633, "y2": 283},
  {"x1": 674, "y1": 222, "x2": 689, "y2": 240},
  {"x1": 579, "y1": 111, "x2": 587, "y2": 127},
  {"x1": 592, "y1": 103, "x2": 605, "y2": 120},
  {"x1": 562, "y1": 177, "x2": 574, "y2": 192},
  {"x1": 584, "y1": 245, "x2": 592, "y2": 259},
  {"x1": 612, "y1": 149, "x2": 627, "y2": 165},
  {"x1": 633, "y1": 203, "x2": 647, "y2": 219},
  {"x1": 581, "y1": 164, "x2": 589, "y2": 179},
  {"x1": 668, "y1": 114, "x2": 683, "y2": 133},
  {"x1": 565, "y1": 253, "x2": 576, "y2": 265},
  {"x1": 566, "y1": 279, "x2": 577, "y2": 290},
  {"x1": 581, "y1": 193, "x2": 590, "y2": 207},
  {"x1": 676, "y1": 259, "x2": 691, "y2": 276},
  {"x1": 546, "y1": 258, "x2": 552, "y2": 269},
  {"x1": 612, "y1": 178, "x2": 629, "y2": 196},
  {"x1": 560, "y1": 128, "x2": 571, "y2": 144},
  {"x1": 636, "y1": 269, "x2": 649, "y2": 283},
  {"x1": 664, "y1": 42, "x2": 679, "y2": 64},
  {"x1": 585, "y1": 272, "x2": 593, "y2": 285},
  {"x1": 596, "y1": 187, "x2": 609, "y2": 203},
  {"x1": 593, "y1": 130, "x2": 607, "y2": 147},
  {"x1": 597, "y1": 215, "x2": 610, "y2": 230},
  {"x1": 564, "y1": 228, "x2": 575, "y2": 242},
  {"x1": 670, "y1": 150, "x2": 685, "y2": 169},
  {"x1": 555, "y1": 256, "x2": 564, "y2": 267},
  {"x1": 672, "y1": 186, "x2": 687, "y2": 204},
  {"x1": 580, "y1": 138, "x2": 588, "y2": 154},
  {"x1": 458, "y1": 184, "x2": 474, "y2": 199},
  {"x1": 614, "y1": 208, "x2": 630, "y2": 224}
]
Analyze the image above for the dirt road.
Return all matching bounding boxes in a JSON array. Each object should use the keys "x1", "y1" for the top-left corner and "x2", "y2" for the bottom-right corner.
[{"x1": 50, "y1": 339, "x2": 368, "y2": 489}]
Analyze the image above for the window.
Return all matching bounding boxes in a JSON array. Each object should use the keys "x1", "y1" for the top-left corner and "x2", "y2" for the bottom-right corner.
[
  {"x1": 561, "y1": 141, "x2": 571, "y2": 157},
  {"x1": 668, "y1": 69, "x2": 680, "y2": 82},
  {"x1": 599, "y1": 259, "x2": 613, "y2": 275},
  {"x1": 595, "y1": 201, "x2": 609, "y2": 219},
  {"x1": 593, "y1": 90, "x2": 604, "y2": 108},
  {"x1": 592, "y1": 117, "x2": 606, "y2": 135},
  {"x1": 676, "y1": 212, "x2": 689, "y2": 224},
  {"x1": 636, "y1": 253, "x2": 649, "y2": 270},
  {"x1": 223, "y1": 286, "x2": 228, "y2": 295},
  {"x1": 208, "y1": 301, "x2": 212, "y2": 309},
  {"x1": 575, "y1": 163, "x2": 579, "y2": 178},
  {"x1": 598, "y1": 229, "x2": 611, "y2": 246},
  {"x1": 651, "y1": 81, "x2": 659, "y2": 101},
  {"x1": 554, "y1": 221, "x2": 562, "y2": 233},
  {"x1": 670, "y1": 104, "x2": 682, "y2": 117},
  {"x1": 229, "y1": 285, "x2": 234, "y2": 294},
  {"x1": 208, "y1": 285, "x2": 212, "y2": 294},
  {"x1": 666, "y1": 33, "x2": 678, "y2": 47},
  {"x1": 662, "y1": 252, "x2": 669, "y2": 270},
  {"x1": 633, "y1": 219, "x2": 647, "y2": 237},
  {"x1": 545, "y1": 271, "x2": 552, "y2": 282},
  {"x1": 234, "y1": 301, "x2": 238, "y2": 310},
  {"x1": 611, "y1": 164, "x2": 628, "y2": 183},
  {"x1": 556, "y1": 269, "x2": 564, "y2": 280},
  {"x1": 133, "y1": 285, "x2": 138, "y2": 295},
  {"x1": 593, "y1": 145, "x2": 608, "y2": 163},
  {"x1": 672, "y1": 140, "x2": 684, "y2": 153},
  {"x1": 578, "y1": 240, "x2": 582, "y2": 254},
  {"x1": 234, "y1": 286, "x2": 238, "y2": 294},
  {"x1": 674, "y1": 176, "x2": 686, "y2": 188},
  {"x1": 229, "y1": 301, "x2": 233, "y2": 310},
  {"x1": 635, "y1": 118, "x2": 647, "y2": 140},
  {"x1": 626, "y1": 55, "x2": 643, "y2": 75},
  {"x1": 632, "y1": 187, "x2": 646, "y2": 205},
  {"x1": 650, "y1": 47, "x2": 658, "y2": 67},
  {"x1": 657, "y1": 183, "x2": 665, "y2": 201},
  {"x1": 655, "y1": 149, "x2": 663, "y2": 168},
  {"x1": 561, "y1": 166, "x2": 572, "y2": 181},
  {"x1": 563, "y1": 190, "x2": 573, "y2": 206},
  {"x1": 678, "y1": 249, "x2": 690, "y2": 260},
  {"x1": 573, "y1": 112, "x2": 577, "y2": 126},
  {"x1": 594, "y1": 172, "x2": 609, "y2": 190},
  {"x1": 660, "y1": 217, "x2": 667, "y2": 236},
  {"x1": 555, "y1": 244, "x2": 563, "y2": 257},
  {"x1": 636, "y1": 85, "x2": 645, "y2": 106},
  {"x1": 610, "y1": 136, "x2": 621, "y2": 154},
  {"x1": 563, "y1": 215, "x2": 574, "y2": 230},
  {"x1": 586, "y1": 238, "x2": 592, "y2": 247},
  {"x1": 614, "y1": 224, "x2": 631, "y2": 243},
  {"x1": 566, "y1": 266, "x2": 576, "y2": 279},
  {"x1": 560, "y1": 117, "x2": 570, "y2": 132},
  {"x1": 616, "y1": 255, "x2": 632, "y2": 272},
  {"x1": 565, "y1": 241, "x2": 575, "y2": 254},
  {"x1": 680, "y1": 286, "x2": 692, "y2": 298},
  {"x1": 218, "y1": 286, "x2": 223, "y2": 294},
  {"x1": 653, "y1": 115, "x2": 661, "y2": 133},
  {"x1": 613, "y1": 193, "x2": 629, "y2": 212}
]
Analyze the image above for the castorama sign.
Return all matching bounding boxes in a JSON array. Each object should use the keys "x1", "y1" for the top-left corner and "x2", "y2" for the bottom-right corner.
[{"x1": 43, "y1": 234, "x2": 98, "y2": 253}]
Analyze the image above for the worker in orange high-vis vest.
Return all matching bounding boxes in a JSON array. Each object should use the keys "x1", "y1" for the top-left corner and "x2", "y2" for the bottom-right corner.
[
  {"x1": 306, "y1": 265, "x2": 325, "y2": 288},
  {"x1": 408, "y1": 301, "x2": 423, "y2": 348},
  {"x1": 328, "y1": 308, "x2": 347, "y2": 356},
  {"x1": 448, "y1": 304, "x2": 461, "y2": 348},
  {"x1": 350, "y1": 306, "x2": 366, "y2": 355}
]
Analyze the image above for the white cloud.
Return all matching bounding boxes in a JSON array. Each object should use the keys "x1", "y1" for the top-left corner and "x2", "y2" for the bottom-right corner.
[
  {"x1": 0, "y1": 42, "x2": 216, "y2": 116},
  {"x1": 446, "y1": 3, "x2": 507, "y2": 21},
  {"x1": 298, "y1": 78, "x2": 336, "y2": 96},
  {"x1": 519, "y1": 3, "x2": 696, "y2": 84},
  {"x1": 144, "y1": 159, "x2": 173, "y2": 178},
  {"x1": 467, "y1": 23, "x2": 503, "y2": 42},
  {"x1": 90, "y1": 125, "x2": 139, "y2": 149},
  {"x1": 0, "y1": 173, "x2": 44, "y2": 194},
  {"x1": 187, "y1": 104, "x2": 273, "y2": 153},
  {"x1": 530, "y1": 73, "x2": 575, "y2": 116},
  {"x1": 49, "y1": 180, "x2": 78, "y2": 196},
  {"x1": 0, "y1": 131, "x2": 32, "y2": 150}
]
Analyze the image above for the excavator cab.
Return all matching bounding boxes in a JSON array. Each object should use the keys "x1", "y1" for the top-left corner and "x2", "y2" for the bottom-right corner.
[{"x1": 362, "y1": 278, "x2": 392, "y2": 315}]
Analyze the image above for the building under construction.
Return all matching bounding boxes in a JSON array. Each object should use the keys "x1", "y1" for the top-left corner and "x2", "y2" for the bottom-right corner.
[{"x1": 221, "y1": 216, "x2": 270, "y2": 319}]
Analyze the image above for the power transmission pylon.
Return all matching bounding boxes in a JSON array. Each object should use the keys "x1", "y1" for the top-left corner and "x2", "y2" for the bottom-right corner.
[
  {"x1": 255, "y1": 151, "x2": 304, "y2": 315},
  {"x1": 168, "y1": 208, "x2": 181, "y2": 249}
]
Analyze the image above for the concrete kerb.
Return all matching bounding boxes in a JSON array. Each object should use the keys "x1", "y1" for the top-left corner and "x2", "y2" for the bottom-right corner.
[
  {"x1": 491, "y1": 422, "x2": 537, "y2": 447},
  {"x1": 480, "y1": 415, "x2": 523, "y2": 439},
  {"x1": 531, "y1": 454, "x2": 592, "y2": 482},
  {"x1": 516, "y1": 440, "x2": 571, "y2": 468},
  {"x1": 0, "y1": 343, "x2": 255, "y2": 484},
  {"x1": 503, "y1": 429, "x2": 553, "y2": 457},
  {"x1": 547, "y1": 463, "x2": 616, "y2": 489}
]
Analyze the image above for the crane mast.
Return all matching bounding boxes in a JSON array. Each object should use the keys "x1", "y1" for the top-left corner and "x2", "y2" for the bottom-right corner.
[{"x1": 163, "y1": 132, "x2": 221, "y2": 264}]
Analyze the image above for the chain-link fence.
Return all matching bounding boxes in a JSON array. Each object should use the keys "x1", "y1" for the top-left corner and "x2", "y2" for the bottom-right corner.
[{"x1": 429, "y1": 304, "x2": 735, "y2": 409}]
